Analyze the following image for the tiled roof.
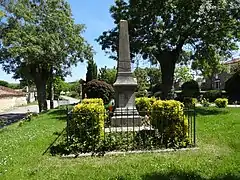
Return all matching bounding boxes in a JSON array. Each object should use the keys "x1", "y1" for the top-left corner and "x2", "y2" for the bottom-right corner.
[
  {"x1": 224, "y1": 58, "x2": 240, "y2": 65},
  {"x1": 0, "y1": 86, "x2": 26, "y2": 98}
]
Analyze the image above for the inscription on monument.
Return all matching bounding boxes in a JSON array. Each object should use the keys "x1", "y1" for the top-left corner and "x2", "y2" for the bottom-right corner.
[{"x1": 119, "y1": 93, "x2": 125, "y2": 107}]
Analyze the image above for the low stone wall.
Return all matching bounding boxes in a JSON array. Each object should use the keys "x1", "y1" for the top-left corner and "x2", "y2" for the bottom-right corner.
[{"x1": 0, "y1": 96, "x2": 27, "y2": 113}]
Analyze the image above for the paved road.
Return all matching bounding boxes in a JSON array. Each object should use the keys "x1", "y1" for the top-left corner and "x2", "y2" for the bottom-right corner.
[{"x1": 0, "y1": 96, "x2": 79, "y2": 128}]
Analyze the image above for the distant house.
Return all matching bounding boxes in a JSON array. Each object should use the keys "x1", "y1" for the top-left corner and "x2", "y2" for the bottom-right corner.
[
  {"x1": 201, "y1": 58, "x2": 240, "y2": 90},
  {"x1": 0, "y1": 86, "x2": 27, "y2": 112}
]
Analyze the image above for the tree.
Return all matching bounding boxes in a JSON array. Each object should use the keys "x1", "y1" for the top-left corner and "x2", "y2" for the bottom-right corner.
[
  {"x1": 98, "y1": 66, "x2": 117, "y2": 85},
  {"x1": 174, "y1": 66, "x2": 193, "y2": 84},
  {"x1": 0, "y1": 0, "x2": 93, "y2": 112},
  {"x1": 86, "y1": 59, "x2": 98, "y2": 83},
  {"x1": 97, "y1": 0, "x2": 240, "y2": 99},
  {"x1": 85, "y1": 79, "x2": 114, "y2": 104},
  {"x1": 133, "y1": 68, "x2": 149, "y2": 92},
  {"x1": 0, "y1": 80, "x2": 9, "y2": 87},
  {"x1": 192, "y1": 45, "x2": 226, "y2": 89},
  {"x1": 146, "y1": 67, "x2": 161, "y2": 93}
]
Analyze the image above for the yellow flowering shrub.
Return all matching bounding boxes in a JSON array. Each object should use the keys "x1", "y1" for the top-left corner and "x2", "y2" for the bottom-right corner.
[
  {"x1": 68, "y1": 102, "x2": 106, "y2": 152},
  {"x1": 135, "y1": 97, "x2": 156, "y2": 116},
  {"x1": 151, "y1": 100, "x2": 189, "y2": 147},
  {"x1": 82, "y1": 98, "x2": 104, "y2": 106}
]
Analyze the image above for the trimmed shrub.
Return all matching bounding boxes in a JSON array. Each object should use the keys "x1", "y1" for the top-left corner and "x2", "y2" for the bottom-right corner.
[
  {"x1": 203, "y1": 90, "x2": 222, "y2": 102},
  {"x1": 181, "y1": 80, "x2": 200, "y2": 98},
  {"x1": 135, "y1": 97, "x2": 156, "y2": 116},
  {"x1": 215, "y1": 98, "x2": 228, "y2": 108},
  {"x1": 151, "y1": 100, "x2": 189, "y2": 148},
  {"x1": 68, "y1": 102, "x2": 106, "y2": 152},
  {"x1": 82, "y1": 98, "x2": 104, "y2": 106},
  {"x1": 85, "y1": 80, "x2": 114, "y2": 104},
  {"x1": 183, "y1": 97, "x2": 197, "y2": 108}
]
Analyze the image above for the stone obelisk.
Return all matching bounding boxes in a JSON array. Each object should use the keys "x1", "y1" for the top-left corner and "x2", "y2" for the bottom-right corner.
[{"x1": 111, "y1": 20, "x2": 141, "y2": 127}]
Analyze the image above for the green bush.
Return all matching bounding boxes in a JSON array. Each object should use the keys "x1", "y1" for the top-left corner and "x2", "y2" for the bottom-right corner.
[
  {"x1": 151, "y1": 100, "x2": 189, "y2": 148},
  {"x1": 181, "y1": 80, "x2": 200, "y2": 98},
  {"x1": 204, "y1": 90, "x2": 222, "y2": 102},
  {"x1": 215, "y1": 98, "x2": 228, "y2": 108},
  {"x1": 68, "y1": 102, "x2": 106, "y2": 153},
  {"x1": 85, "y1": 80, "x2": 114, "y2": 104},
  {"x1": 69, "y1": 91, "x2": 78, "y2": 98},
  {"x1": 135, "y1": 97, "x2": 156, "y2": 116},
  {"x1": 183, "y1": 97, "x2": 197, "y2": 108}
]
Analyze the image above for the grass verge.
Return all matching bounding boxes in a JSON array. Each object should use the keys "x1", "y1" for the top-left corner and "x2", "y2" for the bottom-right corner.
[{"x1": 0, "y1": 107, "x2": 239, "y2": 180}]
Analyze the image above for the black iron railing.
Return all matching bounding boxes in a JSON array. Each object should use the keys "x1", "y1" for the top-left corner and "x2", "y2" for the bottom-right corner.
[{"x1": 64, "y1": 107, "x2": 196, "y2": 154}]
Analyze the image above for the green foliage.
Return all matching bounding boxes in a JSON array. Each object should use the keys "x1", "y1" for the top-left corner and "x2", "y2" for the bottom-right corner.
[
  {"x1": 204, "y1": 90, "x2": 222, "y2": 102},
  {"x1": 174, "y1": 66, "x2": 193, "y2": 84},
  {"x1": 151, "y1": 100, "x2": 189, "y2": 148},
  {"x1": 183, "y1": 97, "x2": 197, "y2": 108},
  {"x1": 134, "y1": 68, "x2": 149, "y2": 92},
  {"x1": 225, "y1": 72, "x2": 240, "y2": 101},
  {"x1": 97, "y1": 0, "x2": 239, "y2": 98},
  {"x1": 134, "y1": 67, "x2": 162, "y2": 95},
  {"x1": 98, "y1": 66, "x2": 117, "y2": 85},
  {"x1": 135, "y1": 90, "x2": 148, "y2": 98},
  {"x1": 85, "y1": 80, "x2": 114, "y2": 104},
  {"x1": 181, "y1": 80, "x2": 200, "y2": 98},
  {"x1": 86, "y1": 59, "x2": 98, "y2": 83},
  {"x1": 192, "y1": 45, "x2": 226, "y2": 83},
  {"x1": 0, "y1": 80, "x2": 9, "y2": 87},
  {"x1": 68, "y1": 102, "x2": 106, "y2": 153},
  {"x1": 0, "y1": 0, "x2": 93, "y2": 112},
  {"x1": 69, "y1": 91, "x2": 78, "y2": 98},
  {"x1": 135, "y1": 97, "x2": 156, "y2": 116},
  {"x1": 215, "y1": 98, "x2": 228, "y2": 108}
]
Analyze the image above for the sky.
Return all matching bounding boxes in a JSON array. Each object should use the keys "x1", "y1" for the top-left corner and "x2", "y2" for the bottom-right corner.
[{"x1": 0, "y1": 1, "x2": 240, "y2": 83}]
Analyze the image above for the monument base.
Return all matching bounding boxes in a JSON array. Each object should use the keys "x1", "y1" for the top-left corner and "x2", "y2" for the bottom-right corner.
[{"x1": 111, "y1": 107, "x2": 142, "y2": 127}]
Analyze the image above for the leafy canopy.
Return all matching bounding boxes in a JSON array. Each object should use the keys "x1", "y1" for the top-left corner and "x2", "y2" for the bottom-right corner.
[
  {"x1": 98, "y1": 66, "x2": 117, "y2": 85},
  {"x1": 0, "y1": 0, "x2": 93, "y2": 79},
  {"x1": 97, "y1": 0, "x2": 239, "y2": 61}
]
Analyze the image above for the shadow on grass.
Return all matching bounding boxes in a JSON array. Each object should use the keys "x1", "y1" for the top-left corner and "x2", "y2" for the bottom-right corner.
[
  {"x1": 195, "y1": 107, "x2": 229, "y2": 116},
  {"x1": 140, "y1": 171, "x2": 240, "y2": 180},
  {"x1": 111, "y1": 171, "x2": 239, "y2": 180},
  {"x1": 0, "y1": 113, "x2": 26, "y2": 129},
  {"x1": 47, "y1": 109, "x2": 68, "y2": 121}
]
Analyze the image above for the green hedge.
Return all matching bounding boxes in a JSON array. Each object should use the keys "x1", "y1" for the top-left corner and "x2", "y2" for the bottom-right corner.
[
  {"x1": 135, "y1": 97, "x2": 156, "y2": 116},
  {"x1": 215, "y1": 98, "x2": 228, "y2": 108},
  {"x1": 203, "y1": 90, "x2": 222, "y2": 102},
  {"x1": 68, "y1": 102, "x2": 106, "y2": 153},
  {"x1": 151, "y1": 100, "x2": 189, "y2": 147}
]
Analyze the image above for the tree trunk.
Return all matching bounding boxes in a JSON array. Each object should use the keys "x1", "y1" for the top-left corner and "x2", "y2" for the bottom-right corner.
[
  {"x1": 158, "y1": 51, "x2": 178, "y2": 99},
  {"x1": 36, "y1": 79, "x2": 47, "y2": 112},
  {"x1": 34, "y1": 66, "x2": 48, "y2": 113},
  {"x1": 48, "y1": 66, "x2": 54, "y2": 109}
]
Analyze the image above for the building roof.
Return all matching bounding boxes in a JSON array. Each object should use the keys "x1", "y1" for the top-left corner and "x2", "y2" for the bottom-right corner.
[
  {"x1": 224, "y1": 58, "x2": 240, "y2": 65},
  {"x1": 0, "y1": 86, "x2": 26, "y2": 98}
]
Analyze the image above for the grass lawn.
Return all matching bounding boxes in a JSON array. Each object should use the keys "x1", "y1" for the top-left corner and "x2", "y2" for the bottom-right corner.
[{"x1": 0, "y1": 107, "x2": 239, "y2": 180}]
